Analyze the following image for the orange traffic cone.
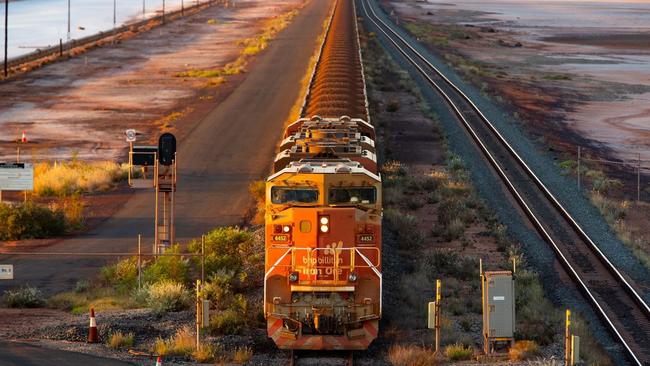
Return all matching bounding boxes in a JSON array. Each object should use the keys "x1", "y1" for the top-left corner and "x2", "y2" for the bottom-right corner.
[
  {"x1": 155, "y1": 356, "x2": 162, "y2": 366},
  {"x1": 21, "y1": 131, "x2": 27, "y2": 143},
  {"x1": 88, "y1": 307, "x2": 98, "y2": 343}
]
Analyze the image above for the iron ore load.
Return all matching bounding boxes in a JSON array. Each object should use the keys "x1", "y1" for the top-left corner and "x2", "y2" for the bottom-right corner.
[{"x1": 264, "y1": 0, "x2": 381, "y2": 350}]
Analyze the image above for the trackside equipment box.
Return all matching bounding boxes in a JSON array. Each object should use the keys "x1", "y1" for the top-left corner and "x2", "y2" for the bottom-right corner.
[{"x1": 482, "y1": 271, "x2": 514, "y2": 353}]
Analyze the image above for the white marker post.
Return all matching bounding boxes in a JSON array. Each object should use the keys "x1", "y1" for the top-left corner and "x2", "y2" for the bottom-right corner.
[{"x1": 0, "y1": 264, "x2": 14, "y2": 280}]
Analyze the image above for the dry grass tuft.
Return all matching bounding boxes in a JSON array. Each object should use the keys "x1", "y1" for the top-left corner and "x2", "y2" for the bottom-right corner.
[
  {"x1": 192, "y1": 343, "x2": 222, "y2": 363},
  {"x1": 232, "y1": 346, "x2": 253, "y2": 364},
  {"x1": 444, "y1": 343, "x2": 474, "y2": 361},
  {"x1": 509, "y1": 340, "x2": 540, "y2": 361},
  {"x1": 107, "y1": 331, "x2": 134, "y2": 349},
  {"x1": 387, "y1": 344, "x2": 438, "y2": 366},
  {"x1": 34, "y1": 160, "x2": 128, "y2": 196},
  {"x1": 154, "y1": 326, "x2": 195, "y2": 357}
]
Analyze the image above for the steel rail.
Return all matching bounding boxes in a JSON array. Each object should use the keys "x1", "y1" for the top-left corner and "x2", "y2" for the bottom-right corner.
[{"x1": 359, "y1": 0, "x2": 648, "y2": 364}]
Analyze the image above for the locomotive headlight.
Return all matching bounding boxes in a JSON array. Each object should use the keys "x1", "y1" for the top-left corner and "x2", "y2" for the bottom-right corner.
[
  {"x1": 288, "y1": 272, "x2": 299, "y2": 283},
  {"x1": 320, "y1": 217, "x2": 329, "y2": 225},
  {"x1": 283, "y1": 225, "x2": 291, "y2": 233},
  {"x1": 320, "y1": 225, "x2": 329, "y2": 233},
  {"x1": 348, "y1": 272, "x2": 358, "y2": 282}
]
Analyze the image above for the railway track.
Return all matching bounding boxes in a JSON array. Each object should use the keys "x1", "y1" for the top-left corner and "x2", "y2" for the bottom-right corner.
[{"x1": 359, "y1": 0, "x2": 650, "y2": 364}]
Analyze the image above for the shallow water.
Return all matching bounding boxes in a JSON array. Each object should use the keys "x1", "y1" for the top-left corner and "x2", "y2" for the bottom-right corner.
[
  {"x1": 1, "y1": 0, "x2": 195, "y2": 59},
  {"x1": 429, "y1": 0, "x2": 650, "y2": 29}
]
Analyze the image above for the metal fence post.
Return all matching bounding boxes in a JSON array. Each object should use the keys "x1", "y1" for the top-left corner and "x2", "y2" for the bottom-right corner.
[
  {"x1": 638, "y1": 153, "x2": 641, "y2": 203},
  {"x1": 201, "y1": 235, "x2": 205, "y2": 284},
  {"x1": 577, "y1": 146, "x2": 581, "y2": 191},
  {"x1": 137, "y1": 234, "x2": 142, "y2": 290}
]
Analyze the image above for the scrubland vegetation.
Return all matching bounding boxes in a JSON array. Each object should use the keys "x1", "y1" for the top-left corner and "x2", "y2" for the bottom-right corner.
[
  {"x1": 0, "y1": 160, "x2": 127, "y2": 240},
  {"x1": 14, "y1": 226, "x2": 264, "y2": 362},
  {"x1": 33, "y1": 160, "x2": 128, "y2": 197},
  {"x1": 560, "y1": 160, "x2": 650, "y2": 271},
  {"x1": 360, "y1": 27, "x2": 614, "y2": 365}
]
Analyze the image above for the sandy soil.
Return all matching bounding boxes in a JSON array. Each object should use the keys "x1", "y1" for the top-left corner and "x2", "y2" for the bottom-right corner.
[
  {"x1": 0, "y1": 0, "x2": 304, "y2": 163},
  {"x1": 385, "y1": 0, "x2": 650, "y2": 166}
]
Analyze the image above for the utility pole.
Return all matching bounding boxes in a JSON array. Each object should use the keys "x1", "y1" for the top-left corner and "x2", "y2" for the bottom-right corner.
[
  {"x1": 67, "y1": 0, "x2": 71, "y2": 40},
  {"x1": 113, "y1": 0, "x2": 116, "y2": 30},
  {"x1": 162, "y1": 0, "x2": 165, "y2": 24},
  {"x1": 4, "y1": 0, "x2": 8, "y2": 78},
  {"x1": 142, "y1": 0, "x2": 145, "y2": 20}
]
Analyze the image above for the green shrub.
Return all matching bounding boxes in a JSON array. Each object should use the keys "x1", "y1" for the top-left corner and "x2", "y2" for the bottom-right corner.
[
  {"x1": 142, "y1": 245, "x2": 189, "y2": 285},
  {"x1": 209, "y1": 309, "x2": 247, "y2": 335},
  {"x1": 515, "y1": 270, "x2": 559, "y2": 344},
  {"x1": 203, "y1": 271, "x2": 236, "y2": 310},
  {"x1": 2, "y1": 286, "x2": 45, "y2": 308},
  {"x1": 101, "y1": 257, "x2": 138, "y2": 292},
  {"x1": 74, "y1": 279, "x2": 90, "y2": 293},
  {"x1": 189, "y1": 227, "x2": 262, "y2": 287},
  {"x1": 423, "y1": 251, "x2": 477, "y2": 281},
  {"x1": 441, "y1": 218, "x2": 465, "y2": 241},
  {"x1": 0, "y1": 202, "x2": 66, "y2": 240},
  {"x1": 444, "y1": 343, "x2": 473, "y2": 361},
  {"x1": 384, "y1": 208, "x2": 423, "y2": 249},
  {"x1": 145, "y1": 280, "x2": 190, "y2": 313},
  {"x1": 386, "y1": 99, "x2": 400, "y2": 112}
]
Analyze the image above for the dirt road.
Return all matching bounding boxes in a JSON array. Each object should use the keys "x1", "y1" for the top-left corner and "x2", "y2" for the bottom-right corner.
[{"x1": 0, "y1": 0, "x2": 334, "y2": 295}]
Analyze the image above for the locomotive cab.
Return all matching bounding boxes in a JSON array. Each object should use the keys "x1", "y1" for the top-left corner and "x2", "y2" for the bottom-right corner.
[{"x1": 264, "y1": 160, "x2": 382, "y2": 349}]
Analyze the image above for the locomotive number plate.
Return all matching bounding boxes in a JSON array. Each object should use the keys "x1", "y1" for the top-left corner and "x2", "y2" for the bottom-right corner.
[
  {"x1": 273, "y1": 235, "x2": 289, "y2": 242},
  {"x1": 357, "y1": 234, "x2": 374, "y2": 243}
]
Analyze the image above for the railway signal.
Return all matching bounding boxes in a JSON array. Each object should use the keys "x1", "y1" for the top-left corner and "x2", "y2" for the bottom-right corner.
[{"x1": 127, "y1": 132, "x2": 178, "y2": 255}]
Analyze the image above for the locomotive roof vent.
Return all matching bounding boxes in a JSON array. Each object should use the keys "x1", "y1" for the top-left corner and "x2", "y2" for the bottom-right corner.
[
  {"x1": 335, "y1": 164, "x2": 352, "y2": 173},
  {"x1": 298, "y1": 164, "x2": 314, "y2": 173}
]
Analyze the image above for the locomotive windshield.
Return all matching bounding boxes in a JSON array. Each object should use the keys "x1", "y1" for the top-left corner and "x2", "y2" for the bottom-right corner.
[
  {"x1": 328, "y1": 187, "x2": 376, "y2": 205},
  {"x1": 271, "y1": 187, "x2": 319, "y2": 204}
]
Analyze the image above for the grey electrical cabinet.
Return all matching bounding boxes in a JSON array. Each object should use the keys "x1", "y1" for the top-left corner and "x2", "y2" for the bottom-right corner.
[{"x1": 482, "y1": 271, "x2": 514, "y2": 352}]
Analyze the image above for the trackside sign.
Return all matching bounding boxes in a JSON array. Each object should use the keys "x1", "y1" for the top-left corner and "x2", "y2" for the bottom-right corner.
[
  {"x1": 0, "y1": 265, "x2": 13, "y2": 280},
  {"x1": 0, "y1": 163, "x2": 34, "y2": 191}
]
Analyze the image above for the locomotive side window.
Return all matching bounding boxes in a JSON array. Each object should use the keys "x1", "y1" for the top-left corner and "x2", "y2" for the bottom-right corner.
[
  {"x1": 328, "y1": 187, "x2": 377, "y2": 205},
  {"x1": 271, "y1": 187, "x2": 319, "y2": 204}
]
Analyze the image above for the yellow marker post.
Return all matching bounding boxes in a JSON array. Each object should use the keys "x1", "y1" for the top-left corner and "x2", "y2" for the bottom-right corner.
[
  {"x1": 435, "y1": 279, "x2": 441, "y2": 356},
  {"x1": 564, "y1": 309, "x2": 571, "y2": 366},
  {"x1": 196, "y1": 279, "x2": 201, "y2": 351}
]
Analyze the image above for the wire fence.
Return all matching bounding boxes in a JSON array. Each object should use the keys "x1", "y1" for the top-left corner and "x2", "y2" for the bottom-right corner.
[
  {"x1": 3, "y1": 0, "x2": 233, "y2": 77},
  {"x1": 573, "y1": 146, "x2": 649, "y2": 203},
  {"x1": 0, "y1": 235, "x2": 207, "y2": 290}
]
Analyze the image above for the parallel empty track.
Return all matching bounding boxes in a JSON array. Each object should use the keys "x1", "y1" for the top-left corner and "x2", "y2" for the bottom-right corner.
[
  {"x1": 301, "y1": 0, "x2": 368, "y2": 120},
  {"x1": 359, "y1": 0, "x2": 650, "y2": 364}
]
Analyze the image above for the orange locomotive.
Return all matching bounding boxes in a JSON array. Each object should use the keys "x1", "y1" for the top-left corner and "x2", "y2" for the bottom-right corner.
[
  {"x1": 264, "y1": 115, "x2": 381, "y2": 350},
  {"x1": 264, "y1": 0, "x2": 380, "y2": 350}
]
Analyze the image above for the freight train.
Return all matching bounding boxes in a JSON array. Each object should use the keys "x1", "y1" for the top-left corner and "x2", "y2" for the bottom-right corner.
[{"x1": 263, "y1": 0, "x2": 381, "y2": 351}]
